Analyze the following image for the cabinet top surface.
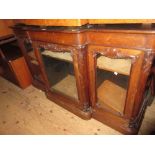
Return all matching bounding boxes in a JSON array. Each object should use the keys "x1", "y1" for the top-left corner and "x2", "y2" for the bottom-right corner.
[
  {"x1": 12, "y1": 23, "x2": 155, "y2": 34},
  {"x1": 12, "y1": 22, "x2": 155, "y2": 53}
]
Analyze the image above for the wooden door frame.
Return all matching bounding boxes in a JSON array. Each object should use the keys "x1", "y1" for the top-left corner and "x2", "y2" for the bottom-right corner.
[
  {"x1": 87, "y1": 45, "x2": 145, "y2": 119},
  {"x1": 32, "y1": 41, "x2": 89, "y2": 111}
]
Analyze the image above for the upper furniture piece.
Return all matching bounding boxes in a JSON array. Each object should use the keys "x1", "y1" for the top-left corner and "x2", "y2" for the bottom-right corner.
[
  {"x1": 11, "y1": 20, "x2": 155, "y2": 134},
  {"x1": 13, "y1": 19, "x2": 88, "y2": 26},
  {"x1": 13, "y1": 19, "x2": 155, "y2": 26}
]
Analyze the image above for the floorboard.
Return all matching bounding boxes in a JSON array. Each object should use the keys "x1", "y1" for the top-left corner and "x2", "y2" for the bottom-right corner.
[{"x1": 0, "y1": 76, "x2": 154, "y2": 135}]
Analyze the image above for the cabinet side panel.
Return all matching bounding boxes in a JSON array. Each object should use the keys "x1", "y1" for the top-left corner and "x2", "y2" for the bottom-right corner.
[{"x1": 10, "y1": 57, "x2": 32, "y2": 89}]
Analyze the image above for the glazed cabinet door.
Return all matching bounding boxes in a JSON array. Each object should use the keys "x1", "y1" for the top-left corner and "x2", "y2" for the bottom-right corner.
[
  {"x1": 39, "y1": 46, "x2": 79, "y2": 101},
  {"x1": 32, "y1": 42, "x2": 89, "y2": 113},
  {"x1": 87, "y1": 45, "x2": 144, "y2": 119}
]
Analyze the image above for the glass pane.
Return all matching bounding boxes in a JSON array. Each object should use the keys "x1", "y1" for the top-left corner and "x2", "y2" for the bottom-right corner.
[
  {"x1": 96, "y1": 55, "x2": 132, "y2": 114},
  {"x1": 41, "y1": 50, "x2": 78, "y2": 101}
]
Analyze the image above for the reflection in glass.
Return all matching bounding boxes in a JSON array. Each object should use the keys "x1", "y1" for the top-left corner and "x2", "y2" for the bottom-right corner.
[
  {"x1": 96, "y1": 55, "x2": 132, "y2": 113},
  {"x1": 41, "y1": 50, "x2": 78, "y2": 101}
]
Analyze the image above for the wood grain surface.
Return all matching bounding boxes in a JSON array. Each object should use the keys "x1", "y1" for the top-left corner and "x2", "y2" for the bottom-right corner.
[
  {"x1": 13, "y1": 19, "x2": 88, "y2": 26},
  {"x1": 13, "y1": 19, "x2": 155, "y2": 26}
]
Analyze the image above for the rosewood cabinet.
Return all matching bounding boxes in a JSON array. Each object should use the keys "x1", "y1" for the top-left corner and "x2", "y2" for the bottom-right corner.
[{"x1": 12, "y1": 24, "x2": 155, "y2": 134}]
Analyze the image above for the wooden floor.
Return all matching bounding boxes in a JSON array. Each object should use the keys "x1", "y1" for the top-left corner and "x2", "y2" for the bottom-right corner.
[{"x1": 0, "y1": 76, "x2": 155, "y2": 135}]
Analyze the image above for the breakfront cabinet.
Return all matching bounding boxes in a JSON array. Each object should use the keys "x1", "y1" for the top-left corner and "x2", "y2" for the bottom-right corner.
[{"x1": 12, "y1": 24, "x2": 155, "y2": 134}]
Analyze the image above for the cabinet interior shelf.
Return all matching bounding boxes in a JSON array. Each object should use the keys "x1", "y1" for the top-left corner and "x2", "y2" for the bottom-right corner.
[
  {"x1": 97, "y1": 80, "x2": 127, "y2": 113},
  {"x1": 42, "y1": 50, "x2": 72, "y2": 62},
  {"x1": 51, "y1": 74, "x2": 78, "y2": 100},
  {"x1": 97, "y1": 56, "x2": 132, "y2": 76},
  {"x1": 42, "y1": 53, "x2": 78, "y2": 101}
]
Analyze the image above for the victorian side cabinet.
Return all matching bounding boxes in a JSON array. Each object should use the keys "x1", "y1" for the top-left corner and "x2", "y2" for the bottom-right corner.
[{"x1": 12, "y1": 24, "x2": 155, "y2": 134}]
